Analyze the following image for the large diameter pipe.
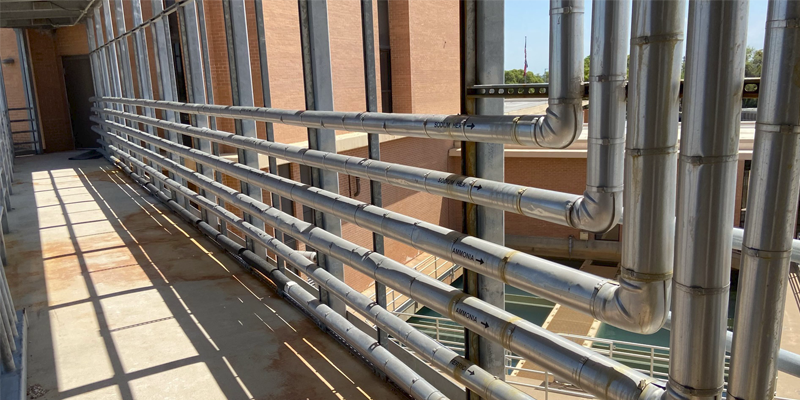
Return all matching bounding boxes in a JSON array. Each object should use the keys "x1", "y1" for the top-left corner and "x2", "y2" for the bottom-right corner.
[
  {"x1": 609, "y1": 0, "x2": 686, "y2": 334},
  {"x1": 91, "y1": 115, "x2": 658, "y2": 335},
  {"x1": 569, "y1": 0, "x2": 628, "y2": 234},
  {"x1": 536, "y1": 0, "x2": 584, "y2": 148},
  {"x1": 102, "y1": 150, "x2": 449, "y2": 400},
  {"x1": 97, "y1": 127, "x2": 665, "y2": 400},
  {"x1": 667, "y1": 1, "x2": 748, "y2": 399},
  {"x1": 728, "y1": 1, "x2": 800, "y2": 398}
]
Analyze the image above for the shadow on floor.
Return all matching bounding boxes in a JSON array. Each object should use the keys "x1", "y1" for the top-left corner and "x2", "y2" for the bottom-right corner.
[{"x1": 5, "y1": 151, "x2": 403, "y2": 400}]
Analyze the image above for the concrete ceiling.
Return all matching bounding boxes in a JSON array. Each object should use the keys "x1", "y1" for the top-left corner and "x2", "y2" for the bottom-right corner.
[{"x1": 0, "y1": 0, "x2": 94, "y2": 29}]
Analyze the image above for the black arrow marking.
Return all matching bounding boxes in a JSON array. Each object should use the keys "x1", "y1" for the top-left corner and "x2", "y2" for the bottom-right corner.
[
  {"x1": 467, "y1": 369, "x2": 475, "y2": 376},
  {"x1": 467, "y1": 123, "x2": 475, "y2": 129},
  {"x1": 475, "y1": 184, "x2": 483, "y2": 190},
  {"x1": 481, "y1": 321, "x2": 489, "y2": 329},
  {"x1": 476, "y1": 258, "x2": 485, "y2": 265}
]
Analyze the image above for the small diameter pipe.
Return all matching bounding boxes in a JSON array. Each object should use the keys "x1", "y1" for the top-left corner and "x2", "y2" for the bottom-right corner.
[
  {"x1": 94, "y1": 106, "x2": 584, "y2": 229},
  {"x1": 97, "y1": 127, "x2": 665, "y2": 400},
  {"x1": 109, "y1": 148, "x2": 530, "y2": 400},
  {"x1": 91, "y1": 114, "x2": 659, "y2": 334},
  {"x1": 728, "y1": 1, "x2": 800, "y2": 398},
  {"x1": 95, "y1": 105, "x2": 800, "y2": 263},
  {"x1": 102, "y1": 150, "x2": 448, "y2": 400}
]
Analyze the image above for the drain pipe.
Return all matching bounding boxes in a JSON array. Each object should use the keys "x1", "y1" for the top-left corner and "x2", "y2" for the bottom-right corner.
[
  {"x1": 112, "y1": 151, "x2": 532, "y2": 400},
  {"x1": 101, "y1": 151, "x2": 449, "y2": 400},
  {"x1": 98, "y1": 131, "x2": 666, "y2": 400},
  {"x1": 728, "y1": 1, "x2": 800, "y2": 398},
  {"x1": 667, "y1": 1, "x2": 748, "y2": 399}
]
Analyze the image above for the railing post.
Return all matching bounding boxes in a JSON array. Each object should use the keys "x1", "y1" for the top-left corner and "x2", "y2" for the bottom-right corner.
[
  {"x1": 297, "y1": 0, "x2": 345, "y2": 316},
  {"x1": 461, "y1": 0, "x2": 507, "y2": 387}
]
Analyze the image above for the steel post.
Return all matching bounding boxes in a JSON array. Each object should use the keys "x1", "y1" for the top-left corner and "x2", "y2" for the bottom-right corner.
[{"x1": 297, "y1": 0, "x2": 345, "y2": 316}]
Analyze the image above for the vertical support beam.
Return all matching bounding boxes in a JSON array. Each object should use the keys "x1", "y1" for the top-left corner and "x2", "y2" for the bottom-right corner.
[
  {"x1": 196, "y1": 0, "x2": 227, "y2": 236},
  {"x1": 150, "y1": 0, "x2": 187, "y2": 203},
  {"x1": 178, "y1": 1, "x2": 217, "y2": 225},
  {"x1": 93, "y1": 7, "x2": 115, "y2": 152},
  {"x1": 222, "y1": 0, "x2": 266, "y2": 256},
  {"x1": 112, "y1": 0, "x2": 143, "y2": 174},
  {"x1": 254, "y1": 0, "x2": 286, "y2": 271},
  {"x1": 461, "y1": 0, "x2": 506, "y2": 387},
  {"x1": 360, "y1": 0, "x2": 387, "y2": 343},
  {"x1": 728, "y1": 1, "x2": 800, "y2": 398},
  {"x1": 298, "y1": 0, "x2": 345, "y2": 316},
  {"x1": 129, "y1": 0, "x2": 161, "y2": 190}
]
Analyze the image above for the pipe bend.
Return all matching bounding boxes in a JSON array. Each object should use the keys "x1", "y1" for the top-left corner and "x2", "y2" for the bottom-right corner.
[
  {"x1": 568, "y1": 190, "x2": 621, "y2": 233},
  {"x1": 593, "y1": 277, "x2": 670, "y2": 335},
  {"x1": 533, "y1": 102, "x2": 582, "y2": 149}
]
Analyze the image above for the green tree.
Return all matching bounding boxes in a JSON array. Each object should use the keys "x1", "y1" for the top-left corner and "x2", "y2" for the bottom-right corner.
[
  {"x1": 743, "y1": 47, "x2": 763, "y2": 108},
  {"x1": 504, "y1": 69, "x2": 547, "y2": 84},
  {"x1": 584, "y1": 56, "x2": 591, "y2": 82},
  {"x1": 745, "y1": 47, "x2": 763, "y2": 77}
]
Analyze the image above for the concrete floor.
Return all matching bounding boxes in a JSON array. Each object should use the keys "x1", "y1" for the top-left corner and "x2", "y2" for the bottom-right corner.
[{"x1": 5, "y1": 151, "x2": 404, "y2": 400}]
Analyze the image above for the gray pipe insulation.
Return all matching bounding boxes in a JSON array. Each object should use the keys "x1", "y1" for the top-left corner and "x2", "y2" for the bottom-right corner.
[
  {"x1": 106, "y1": 147, "x2": 532, "y2": 400},
  {"x1": 95, "y1": 106, "x2": 800, "y2": 375},
  {"x1": 96, "y1": 127, "x2": 666, "y2": 400},
  {"x1": 94, "y1": 104, "x2": 800, "y2": 267},
  {"x1": 102, "y1": 150, "x2": 450, "y2": 400},
  {"x1": 91, "y1": 115, "x2": 664, "y2": 336}
]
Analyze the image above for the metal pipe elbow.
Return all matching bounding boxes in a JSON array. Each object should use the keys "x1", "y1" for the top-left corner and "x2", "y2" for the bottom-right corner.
[
  {"x1": 567, "y1": 190, "x2": 621, "y2": 233},
  {"x1": 592, "y1": 277, "x2": 670, "y2": 335},
  {"x1": 532, "y1": 102, "x2": 582, "y2": 149}
]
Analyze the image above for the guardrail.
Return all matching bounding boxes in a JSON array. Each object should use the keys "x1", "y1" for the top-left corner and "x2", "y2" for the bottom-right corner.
[{"x1": 395, "y1": 312, "x2": 800, "y2": 400}]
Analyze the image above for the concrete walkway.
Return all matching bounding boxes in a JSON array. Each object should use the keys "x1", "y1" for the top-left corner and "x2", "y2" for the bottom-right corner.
[{"x1": 5, "y1": 151, "x2": 403, "y2": 400}]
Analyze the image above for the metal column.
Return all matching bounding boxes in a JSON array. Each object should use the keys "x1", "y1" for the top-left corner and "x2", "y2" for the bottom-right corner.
[
  {"x1": 667, "y1": 1, "x2": 748, "y2": 399},
  {"x1": 728, "y1": 1, "x2": 800, "y2": 398},
  {"x1": 195, "y1": 0, "x2": 227, "y2": 236},
  {"x1": 360, "y1": 0, "x2": 387, "y2": 343},
  {"x1": 253, "y1": 0, "x2": 286, "y2": 271},
  {"x1": 178, "y1": 0, "x2": 216, "y2": 225},
  {"x1": 298, "y1": 0, "x2": 345, "y2": 315},
  {"x1": 222, "y1": 0, "x2": 266, "y2": 256},
  {"x1": 461, "y1": 0, "x2": 506, "y2": 385},
  {"x1": 129, "y1": 0, "x2": 160, "y2": 183},
  {"x1": 150, "y1": 0, "x2": 187, "y2": 204}
]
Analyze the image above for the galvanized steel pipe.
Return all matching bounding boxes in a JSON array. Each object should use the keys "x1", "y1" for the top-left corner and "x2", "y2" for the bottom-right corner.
[
  {"x1": 91, "y1": 114, "x2": 656, "y2": 335},
  {"x1": 113, "y1": 148, "x2": 531, "y2": 400},
  {"x1": 96, "y1": 126, "x2": 665, "y2": 400},
  {"x1": 667, "y1": 1, "x2": 749, "y2": 398},
  {"x1": 102, "y1": 150, "x2": 449, "y2": 400},
  {"x1": 728, "y1": 1, "x2": 800, "y2": 398}
]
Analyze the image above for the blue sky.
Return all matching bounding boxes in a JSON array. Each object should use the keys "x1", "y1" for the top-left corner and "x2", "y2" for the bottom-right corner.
[{"x1": 505, "y1": 0, "x2": 770, "y2": 73}]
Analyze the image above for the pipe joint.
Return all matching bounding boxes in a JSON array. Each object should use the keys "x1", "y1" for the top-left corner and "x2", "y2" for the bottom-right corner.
[
  {"x1": 592, "y1": 275, "x2": 671, "y2": 334},
  {"x1": 567, "y1": 189, "x2": 621, "y2": 233},
  {"x1": 531, "y1": 102, "x2": 582, "y2": 149}
]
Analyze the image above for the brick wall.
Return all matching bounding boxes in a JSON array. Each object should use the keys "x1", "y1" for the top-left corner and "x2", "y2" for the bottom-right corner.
[
  {"x1": 0, "y1": 29, "x2": 30, "y2": 140},
  {"x1": 26, "y1": 29, "x2": 74, "y2": 153}
]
